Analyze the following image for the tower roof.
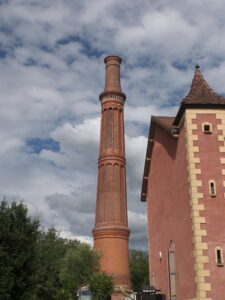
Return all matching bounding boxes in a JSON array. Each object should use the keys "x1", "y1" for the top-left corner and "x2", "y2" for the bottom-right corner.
[
  {"x1": 182, "y1": 66, "x2": 225, "y2": 105},
  {"x1": 173, "y1": 66, "x2": 225, "y2": 125}
]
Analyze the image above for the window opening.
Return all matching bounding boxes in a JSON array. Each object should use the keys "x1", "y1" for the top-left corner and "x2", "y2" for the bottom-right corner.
[
  {"x1": 202, "y1": 122, "x2": 212, "y2": 133},
  {"x1": 215, "y1": 247, "x2": 224, "y2": 266},
  {"x1": 209, "y1": 180, "x2": 216, "y2": 197},
  {"x1": 217, "y1": 250, "x2": 222, "y2": 264},
  {"x1": 168, "y1": 241, "x2": 176, "y2": 300},
  {"x1": 151, "y1": 272, "x2": 155, "y2": 286}
]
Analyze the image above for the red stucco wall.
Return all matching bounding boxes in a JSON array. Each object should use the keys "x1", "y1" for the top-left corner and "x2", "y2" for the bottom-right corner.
[{"x1": 147, "y1": 122, "x2": 196, "y2": 299}]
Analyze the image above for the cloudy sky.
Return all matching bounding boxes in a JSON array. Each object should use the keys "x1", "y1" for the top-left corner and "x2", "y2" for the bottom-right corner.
[{"x1": 1, "y1": 0, "x2": 225, "y2": 249}]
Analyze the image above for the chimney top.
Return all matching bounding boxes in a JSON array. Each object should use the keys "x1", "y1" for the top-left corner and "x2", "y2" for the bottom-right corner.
[
  {"x1": 103, "y1": 55, "x2": 122, "y2": 93},
  {"x1": 99, "y1": 55, "x2": 126, "y2": 102},
  {"x1": 104, "y1": 55, "x2": 122, "y2": 64}
]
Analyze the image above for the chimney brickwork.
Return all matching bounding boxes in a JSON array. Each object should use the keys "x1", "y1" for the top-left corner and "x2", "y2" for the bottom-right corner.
[{"x1": 93, "y1": 55, "x2": 131, "y2": 297}]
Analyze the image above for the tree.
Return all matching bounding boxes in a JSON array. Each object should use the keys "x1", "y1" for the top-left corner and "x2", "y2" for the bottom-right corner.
[
  {"x1": 34, "y1": 228, "x2": 80, "y2": 300},
  {"x1": 0, "y1": 199, "x2": 101, "y2": 300},
  {"x1": 88, "y1": 272, "x2": 114, "y2": 300},
  {"x1": 59, "y1": 243, "x2": 100, "y2": 299},
  {"x1": 0, "y1": 199, "x2": 40, "y2": 300},
  {"x1": 129, "y1": 249, "x2": 149, "y2": 291}
]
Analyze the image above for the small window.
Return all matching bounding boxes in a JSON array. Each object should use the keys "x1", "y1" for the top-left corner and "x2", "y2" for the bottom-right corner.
[
  {"x1": 215, "y1": 247, "x2": 224, "y2": 266},
  {"x1": 170, "y1": 128, "x2": 179, "y2": 137},
  {"x1": 151, "y1": 272, "x2": 155, "y2": 286},
  {"x1": 202, "y1": 122, "x2": 212, "y2": 133},
  {"x1": 209, "y1": 180, "x2": 216, "y2": 197}
]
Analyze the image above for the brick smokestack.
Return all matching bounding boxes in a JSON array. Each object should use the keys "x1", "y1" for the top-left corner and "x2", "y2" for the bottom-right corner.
[
  {"x1": 104, "y1": 55, "x2": 122, "y2": 92},
  {"x1": 93, "y1": 55, "x2": 131, "y2": 300}
]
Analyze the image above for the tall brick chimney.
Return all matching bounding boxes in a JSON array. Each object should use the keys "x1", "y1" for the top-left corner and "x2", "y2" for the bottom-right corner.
[{"x1": 93, "y1": 55, "x2": 131, "y2": 298}]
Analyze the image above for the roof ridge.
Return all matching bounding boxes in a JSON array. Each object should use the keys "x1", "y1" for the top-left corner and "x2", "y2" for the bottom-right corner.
[
  {"x1": 152, "y1": 115, "x2": 174, "y2": 118},
  {"x1": 182, "y1": 68, "x2": 225, "y2": 104},
  {"x1": 173, "y1": 67, "x2": 225, "y2": 126}
]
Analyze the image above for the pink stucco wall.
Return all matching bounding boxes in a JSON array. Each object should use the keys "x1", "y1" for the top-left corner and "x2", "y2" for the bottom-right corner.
[
  {"x1": 147, "y1": 122, "x2": 196, "y2": 299},
  {"x1": 193, "y1": 114, "x2": 225, "y2": 300}
]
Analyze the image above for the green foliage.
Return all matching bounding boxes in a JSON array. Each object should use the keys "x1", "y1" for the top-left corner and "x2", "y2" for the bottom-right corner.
[
  {"x1": 59, "y1": 243, "x2": 100, "y2": 298},
  {"x1": 0, "y1": 200, "x2": 40, "y2": 300},
  {"x1": 0, "y1": 199, "x2": 100, "y2": 300},
  {"x1": 88, "y1": 272, "x2": 114, "y2": 300},
  {"x1": 34, "y1": 228, "x2": 79, "y2": 300},
  {"x1": 129, "y1": 249, "x2": 149, "y2": 291}
]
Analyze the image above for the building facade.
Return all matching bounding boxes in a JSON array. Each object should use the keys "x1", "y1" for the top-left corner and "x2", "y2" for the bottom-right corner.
[
  {"x1": 141, "y1": 66, "x2": 225, "y2": 300},
  {"x1": 93, "y1": 55, "x2": 130, "y2": 299}
]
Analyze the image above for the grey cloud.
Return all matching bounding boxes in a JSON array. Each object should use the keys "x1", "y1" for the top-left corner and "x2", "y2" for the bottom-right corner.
[
  {"x1": 1, "y1": 0, "x2": 225, "y2": 249},
  {"x1": 40, "y1": 118, "x2": 148, "y2": 248},
  {"x1": 128, "y1": 211, "x2": 148, "y2": 249},
  {"x1": 45, "y1": 192, "x2": 95, "y2": 237}
]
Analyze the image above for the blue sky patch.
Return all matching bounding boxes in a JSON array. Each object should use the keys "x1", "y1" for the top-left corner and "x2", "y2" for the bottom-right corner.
[
  {"x1": 40, "y1": 44, "x2": 54, "y2": 53},
  {"x1": 166, "y1": 88, "x2": 189, "y2": 106},
  {"x1": 26, "y1": 138, "x2": 60, "y2": 154},
  {"x1": 0, "y1": 0, "x2": 9, "y2": 5},
  {"x1": 0, "y1": 25, "x2": 12, "y2": 35},
  {"x1": 56, "y1": 35, "x2": 104, "y2": 58},
  {"x1": 23, "y1": 58, "x2": 37, "y2": 66},
  {"x1": 0, "y1": 49, "x2": 7, "y2": 58},
  {"x1": 172, "y1": 61, "x2": 188, "y2": 71}
]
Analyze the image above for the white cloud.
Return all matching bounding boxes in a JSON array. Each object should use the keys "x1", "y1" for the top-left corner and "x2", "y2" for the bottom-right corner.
[
  {"x1": 1, "y1": 0, "x2": 225, "y2": 249},
  {"x1": 40, "y1": 118, "x2": 100, "y2": 171},
  {"x1": 115, "y1": 9, "x2": 198, "y2": 59}
]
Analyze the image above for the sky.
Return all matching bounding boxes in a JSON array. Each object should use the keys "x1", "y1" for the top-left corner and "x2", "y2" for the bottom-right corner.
[{"x1": 1, "y1": 0, "x2": 225, "y2": 249}]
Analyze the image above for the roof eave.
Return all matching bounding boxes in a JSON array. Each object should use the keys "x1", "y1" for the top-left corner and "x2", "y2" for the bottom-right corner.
[
  {"x1": 140, "y1": 116, "x2": 178, "y2": 202},
  {"x1": 140, "y1": 119, "x2": 155, "y2": 202},
  {"x1": 173, "y1": 103, "x2": 225, "y2": 126}
]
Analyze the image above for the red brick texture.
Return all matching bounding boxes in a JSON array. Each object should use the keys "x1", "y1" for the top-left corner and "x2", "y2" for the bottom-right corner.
[{"x1": 93, "y1": 56, "x2": 131, "y2": 293}]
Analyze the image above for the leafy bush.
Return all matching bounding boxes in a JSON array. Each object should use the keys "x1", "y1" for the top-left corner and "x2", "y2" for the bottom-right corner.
[{"x1": 89, "y1": 272, "x2": 114, "y2": 300}]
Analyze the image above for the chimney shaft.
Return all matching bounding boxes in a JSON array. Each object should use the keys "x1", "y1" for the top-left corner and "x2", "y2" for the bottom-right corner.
[
  {"x1": 104, "y1": 55, "x2": 122, "y2": 92},
  {"x1": 93, "y1": 55, "x2": 130, "y2": 298}
]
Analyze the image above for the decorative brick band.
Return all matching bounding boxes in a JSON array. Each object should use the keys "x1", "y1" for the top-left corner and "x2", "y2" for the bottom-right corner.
[
  {"x1": 99, "y1": 91, "x2": 126, "y2": 103},
  {"x1": 98, "y1": 154, "x2": 126, "y2": 164},
  {"x1": 185, "y1": 109, "x2": 212, "y2": 300},
  {"x1": 93, "y1": 226, "x2": 130, "y2": 240}
]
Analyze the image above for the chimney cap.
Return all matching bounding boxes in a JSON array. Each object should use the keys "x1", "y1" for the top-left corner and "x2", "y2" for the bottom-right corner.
[{"x1": 104, "y1": 55, "x2": 122, "y2": 64}]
